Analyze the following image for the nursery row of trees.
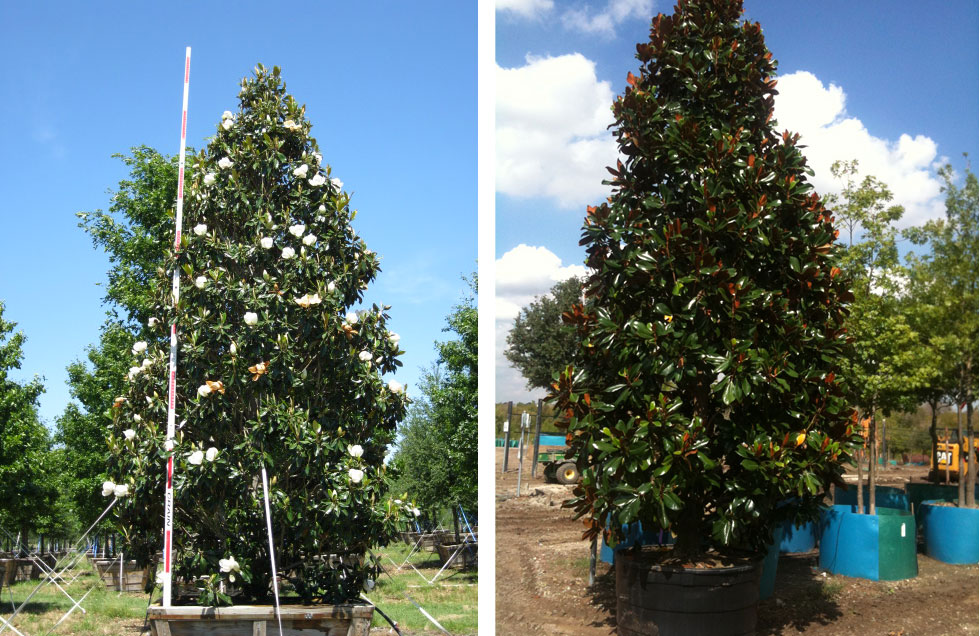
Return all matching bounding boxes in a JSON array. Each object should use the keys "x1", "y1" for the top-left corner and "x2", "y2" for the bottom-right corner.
[{"x1": 505, "y1": 159, "x2": 978, "y2": 508}]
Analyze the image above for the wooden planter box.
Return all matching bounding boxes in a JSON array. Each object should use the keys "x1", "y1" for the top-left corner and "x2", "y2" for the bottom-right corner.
[
  {"x1": 93, "y1": 559, "x2": 149, "y2": 592},
  {"x1": 0, "y1": 558, "x2": 39, "y2": 584},
  {"x1": 147, "y1": 603, "x2": 373, "y2": 636},
  {"x1": 435, "y1": 543, "x2": 478, "y2": 569}
]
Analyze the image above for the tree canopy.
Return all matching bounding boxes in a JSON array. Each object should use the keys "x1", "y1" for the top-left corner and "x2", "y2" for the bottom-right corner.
[{"x1": 505, "y1": 276, "x2": 584, "y2": 392}]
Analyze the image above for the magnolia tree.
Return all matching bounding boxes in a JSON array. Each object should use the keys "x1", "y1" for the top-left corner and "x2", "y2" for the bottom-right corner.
[
  {"x1": 104, "y1": 65, "x2": 411, "y2": 605},
  {"x1": 552, "y1": 0, "x2": 860, "y2": 558}
]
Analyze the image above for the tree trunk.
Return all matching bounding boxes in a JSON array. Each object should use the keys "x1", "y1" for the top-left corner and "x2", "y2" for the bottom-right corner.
[
  {"x1": 868, "y1": 414, "x2": 877, "y2": 515},
  {"x1": 453, "y1": 508, "x2": 461, "y2": 545},
  {"x1": 929, "y1": 401, "x2": 939, "y2": 484},
  {"x1": 855, "y1": 446, "x2": 864, "y2": 515},
  {"x1": 967, "y1": 402, "x2": 976, "y2": 508},
  {"x1": 957, "y1": 404, "x2": 966, "y2": 507}
]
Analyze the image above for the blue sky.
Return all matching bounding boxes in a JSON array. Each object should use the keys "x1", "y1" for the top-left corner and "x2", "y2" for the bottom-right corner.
[
  {"x1": 495, "y1": 0, "x2": 979, "y2": 401},
  {"x1": 0, "y1": 2, "x2": 476, "y2": 426}
]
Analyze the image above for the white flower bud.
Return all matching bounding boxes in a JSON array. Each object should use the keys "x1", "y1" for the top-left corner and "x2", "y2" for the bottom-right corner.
[
  {"x1": 260, "y1": 237, "x2": 274, "y2": 249},
  {"x1": 193, "y1": 223, "x2": 207, "y2": 236}
]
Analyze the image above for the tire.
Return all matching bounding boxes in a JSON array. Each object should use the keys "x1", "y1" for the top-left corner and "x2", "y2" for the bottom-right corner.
[{"x1": 556, "y1": 462, "x2": 580, "y2": 484}]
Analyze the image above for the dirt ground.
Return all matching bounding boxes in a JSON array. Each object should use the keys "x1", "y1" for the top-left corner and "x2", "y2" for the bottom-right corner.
[{"x1": 495, "y1": 447, "x2": 979, "y2": 636}]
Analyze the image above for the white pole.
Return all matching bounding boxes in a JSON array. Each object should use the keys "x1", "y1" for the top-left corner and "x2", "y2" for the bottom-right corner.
[
  {"x1": 260, "y1": 467, "x2": 283, "y2": 636},
  {"x1": 162, "y1": 46, "x2": 191, "y2": 608}
]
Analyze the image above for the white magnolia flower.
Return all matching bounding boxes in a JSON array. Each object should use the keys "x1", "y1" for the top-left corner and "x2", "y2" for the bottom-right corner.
[
  {"x1": 330, "y1": 177, "x2": 343, "y2": 190},
  {"x1": 148, "y1": 317, "x2": 159, "y2": 327},
  {"x1": 308, "y1": 173, "x2": 326, "y2": 187},
  {"x1": 281, "y1": 246, "x2": 296, "y2": 259},
  {"x1": 313, "y1": 152, "x2": 322, "y2": 164},
  {"x1": 132, "y1": 341, "x2": 148, "y2": 355},
  {"x1": 345, "y1": 312, "x2": 358, "y2": 324},
  {"x1": 260, "y1": 236, "x2": 274, "y2": 249},
  {"x1": 127, "y1": 366, "x2": 141, "y2": 380},
  {"x1": 394, "y1": 499, "x2": 402, "y2": 505},
  {"x1": 244, "y1": 312, "x2": 259, "y2": 326},
  {"x1": 283, "y1": 119, "x2": 301, "y2": 131},
  {"x1": 193, "y1": 223, "x2": 207, "y2": 236},
  {"x1": 302, "y1": 233, "x2": 317, "y2": 246},
  {"x1": 292, "y1": 164, "x2": 309, "y2": 178},
  {"x1": 229, "y1": 341, "x2": 237, "y2": 355},
  {"x1": 141, "y1": 358, "x2": 152, "y2": 369},
  {"x1": 123, "y1": 429, "x2": 136, "y2": 441},
  {"x1": 204, "y1": 172, "x2": 216, "y2": 186},
  {"x1": 219, "y1": 556, "x2": 241, "y2": 573},
  {"x1": 288, "y1": 224, "x2": 306, "y2": 237},
  {"x1": 388, "y1": 380, "x2": 403, "y2": 394},
  {"x1": 205, "y1": 447, "x2": 219, "y2": 462},
  {"x1": 348, "y1": 444, "x2": 364, "y2": 458},
  {"x1": 195, "y1": 275, "x2": 207, "y2": 289},
  {"x1": 188, "y1": 450, "x2": 204, "y2": 465},
  {"x1": 412, "y1": 507, "x2": 421, "y2": 517},
  {"x1": 217, "y1": 156, "x2": 234, "y2": 170},
  {"x1": 318, "y1": 204, "x2": 327, "y2": 213},
  {"x1": 221, "y1": 110, "x2": 234, "y2": 120},
  {"x1": 327, "y1": 281, "x2": 336, "y2": 293},
  {"x1": 102, "y1": 481, "x2": 116, "y2": 497},
  {"x1": 221, "y1": 118, "x2": 233, "y2": 131},
  {"x1": 389, "y1": 332, "x2": 401, "y2": 345},
  {"x1": 114, "y1": 484, "x2": 130, "y2": 498},
  {"x1": 295, "y1": 293, "x2": 322, "y2": 308},
  {"x1": 132, "y1": 414, "x2": 142, "y2": 422},
  {"x1": 197, "y1": 384, "x2": 212, "y2": 397},
  {"x1": 358, "y1": 350, "x2": 372, "y2": 362},
  {"x1": 348, "y1": 468, "x2": 364, "y2": 484}
]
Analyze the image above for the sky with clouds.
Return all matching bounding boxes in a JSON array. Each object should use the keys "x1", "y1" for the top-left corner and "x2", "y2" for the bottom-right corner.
[
  {"x1": 495, "y1": 0, "x2": 979, "y2": 403},
  {"x1": 0, "y1": 2, "x2": 476, "y2": 426}
]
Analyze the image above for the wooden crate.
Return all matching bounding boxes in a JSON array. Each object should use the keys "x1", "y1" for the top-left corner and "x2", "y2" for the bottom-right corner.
[
  {"x1": 94, "y1": 559, "x2": 149, "y2": 592},
  {"x1": 435, "y1": 543, "x2": 478, "y2": 569},
  {"x1": 147, "y1": 603, "x2": 373, "y2": 636}
]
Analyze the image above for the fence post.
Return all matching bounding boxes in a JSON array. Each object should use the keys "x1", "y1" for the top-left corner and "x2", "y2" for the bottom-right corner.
[
  {"x1": 502, "y1": 401, "x2": 513, "y2": 472},
  {"x1": 531, "y1": 399, "x2": 543, "y2": 477}
]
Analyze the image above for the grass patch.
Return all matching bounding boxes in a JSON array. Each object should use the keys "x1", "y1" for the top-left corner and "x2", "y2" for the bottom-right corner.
[
  {"x1": 0, "y1": 559, "x2": 148, "y2": 635},
  {"x1": 370, "y1": 540, "x2": 478, "y2": 635}
]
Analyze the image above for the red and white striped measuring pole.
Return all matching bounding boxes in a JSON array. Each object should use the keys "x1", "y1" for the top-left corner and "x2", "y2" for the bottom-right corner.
[{"x1": 162, "y1": 46, "x2": 191, "y2": 608}]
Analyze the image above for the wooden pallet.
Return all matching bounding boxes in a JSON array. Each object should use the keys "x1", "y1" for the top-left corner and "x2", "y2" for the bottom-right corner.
[{"x1": 147, "y1": 604, "x2": 373, "y2": 636}]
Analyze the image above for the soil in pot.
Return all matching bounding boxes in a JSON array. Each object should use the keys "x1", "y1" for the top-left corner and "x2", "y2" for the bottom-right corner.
[{"x1": 616, "y1": 547, "x2": 763, "y2": 636}]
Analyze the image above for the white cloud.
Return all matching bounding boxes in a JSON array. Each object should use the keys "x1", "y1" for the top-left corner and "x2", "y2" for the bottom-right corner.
[
  {"x1": 496, "y1": 245, "x2": 586, "y2": 400},
  {"x1": 774, "y1": 70, "x2": 945, "y2": 227},
  {"x1": 496, "y1": 0, "x2": 554, "y2": 20},
  {"x1": 561, "y1": 0, "x2": 653, "y2": 36},
  {"x1": 496, "y1": 54, "x2": 618, "y2": 208}
]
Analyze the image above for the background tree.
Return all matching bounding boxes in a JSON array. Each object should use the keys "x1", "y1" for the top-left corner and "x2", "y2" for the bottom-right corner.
[
  {"x1": 831, "y1": 160, "x2": 931, "y2": 514},
  {"x1": 106, "y1": 65, "x2": 410, "y2": 605},
  {"x1": 58, "y1": 147, "x2": 181, "y2": 530},
  {"x1": 0, "y1": 303, "x2": 59, "y2": 543},
  {"x1": 505, "y1": 277, "x2": 584, "y2": 391},
  {"x1": 393, "y1": 276, "x2": 478, "y2": 536},
  {"x1": 553, "y1": 0, "x2": 858, "y2": 557},
  {"x1": 905, "y1": 160, "x2": 979, "y2": 505}
]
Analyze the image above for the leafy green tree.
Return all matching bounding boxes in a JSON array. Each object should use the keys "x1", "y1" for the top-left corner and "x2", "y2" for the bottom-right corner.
[
  {"x1": 832, "y1": 160, "x2": 934, "y2": 513},
  {"x1": 0, "y1": 303, "x2": 59, "y2": 541},
  {"x1": 505, "y1": 277, "x2": 584, "y2": 392},
  {"x1": 106, "y1": 65, "x2": 410, "y2": 605},
  {"x1": 552, "y1": 0, "x2": 858, "y2": 558},
  {"x1": 393, "y1": 277, "x2": 478, "y2": 530},
  {"x1": 58, "y1": 147, "x2": 182, "y2": 530},
  {"x1": 905, "y1": 160, "x2": 979, "y2": 505}
]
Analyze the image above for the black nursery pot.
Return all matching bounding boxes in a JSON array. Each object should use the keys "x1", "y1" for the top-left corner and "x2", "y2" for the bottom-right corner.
[{"x1": 616, "y1": 550, "x2": 763, "y2": 636}]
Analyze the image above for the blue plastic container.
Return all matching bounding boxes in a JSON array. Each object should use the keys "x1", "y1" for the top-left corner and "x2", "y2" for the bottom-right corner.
[
  {"x1": 779, "y1": 519, "x2": 819, "y2": 553},
  {"x1": 599, "y1": 522, "x2": 673, "y2": 564},
  {"x1": 819, "y1": 504, "x2": 917, "y2": 581},
  {"x1": 921, "y1": 500, "x2": 979, "y2": 564},
  {"x1": 834, "y1": 485, "x2": 909, "y2": 511},
  {"x1": 758, "y1": 525, "x2": 784, "y2": 600}
]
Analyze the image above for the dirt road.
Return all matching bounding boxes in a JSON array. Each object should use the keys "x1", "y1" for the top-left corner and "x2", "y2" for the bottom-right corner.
[{"x1": 495, "y1": 448, "x2": 979, "y2": 635}]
